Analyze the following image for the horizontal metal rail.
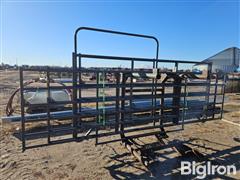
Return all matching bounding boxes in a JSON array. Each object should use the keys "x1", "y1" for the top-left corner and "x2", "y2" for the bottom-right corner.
[
  {"x1": 21, "y1": 116, "x2": 219, "y2": 143},
  {"x1": 79, "y1": 53, "x2": 209, "y2": 64},
  {"x1": 74, "y1": 26, "x2": 159, "y2": 59},
  {"x1": 4, "y1": 101, "x2": 218, "y2": 123},
  {"x1": 22, "y1": 82, "x2": 225, "y2": 91}
]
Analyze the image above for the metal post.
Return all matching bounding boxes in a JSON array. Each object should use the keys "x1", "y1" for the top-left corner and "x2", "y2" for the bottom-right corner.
[
  {"x1": 20, "y1": 68, "x2": 26, "y2": 151},
  {"x1": 220, "y1": 74, "x2": 227, "y2": 119},
  {"x1": 96, "y1": 72, "x2": 99, "y2": 144},
  {"x1": 72, "y1": 52, "x2": 78, "y2": 139},
  {"x1": 130, "y1": 60, "x2": 134, "y2": 120},
  {"x1": 181, "y1": 78, "x2": 187, "y2": 130},
  {"x1": 102, "y1": 72, "x2": 106, "y2": 125},
  {"x1": 212, "y1": 73, "x2": 218, "y2": 119},
  {"x1": 120, "y1": 74, "x2": 126, "y2": 139},
  {"x1": 174, "y1": 62, "x2": 178, "y2": 72},
  {"x1": 172, "y1": 76, "x2": 182, "y2": 124},
  {"x1": 99, "y1": 72, "x2": 106, "y2": 125},
  {"x1": 115, "y1": 73, "x2": 120, "y2": 133},
  {"x1": 204, "y1": 63, "x2": 212, "y2": 121},
  {"x1": 78, "y1": 56, "x2": 82, "y2": 128},
  {"x1": 46, "y1": 67, "x2": 51, "y2": 143},
  {"x1": 160, "y1": 83, "x2": 165, "y2": 130},
  {"x1": 151, "y1": 60, "x2": 156, "y2": 123},
  {"x1": 153, "y1": 61, "x2": 158, "y2": 126}
]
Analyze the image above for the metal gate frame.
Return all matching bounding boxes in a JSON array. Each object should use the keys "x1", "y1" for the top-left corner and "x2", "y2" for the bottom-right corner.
[{"x1": 17, "y1": 27, "x2": 227, "y2": 152}]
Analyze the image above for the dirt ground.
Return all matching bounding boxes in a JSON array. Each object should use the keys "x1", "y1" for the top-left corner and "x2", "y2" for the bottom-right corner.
[{"x1": 1, "y1": 70, "x2": 240, "y2": 179}]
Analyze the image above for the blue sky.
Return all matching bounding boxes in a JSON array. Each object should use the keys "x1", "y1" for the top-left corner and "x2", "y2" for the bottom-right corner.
[{"x1": 1, "y1": 0, "x2": 239, "y2": 68}]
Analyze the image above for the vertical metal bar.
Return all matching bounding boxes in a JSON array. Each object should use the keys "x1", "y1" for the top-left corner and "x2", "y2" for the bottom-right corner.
[
  {"x1": 182, "y1": 78, "x2": 187, "y2": 130},
  {"x1": 99, "y1": 71, "x2": 106, "y2": 125},
  {"x1": 78, "y1": 56, "x2": 82, "y2": 129},
  {"x1": 101, "y1": 72, "x2": 106, "y2": 125},
  {"x1": 72, "y1": 52, "x2": 78, "y2": 139},
  {"x1": 172, "y1": 77, "x2": 182, "y2": 124},
  {"x1": 96, "y1": 72, "x2": 99, "y2": 144},
  {"x1": 153, "y1": 61, "x2": 158, "y2": 126},
  {"x1": 151, "y1": 60, "x2": 156, "y2": 120},
  {"x1": 115, "y1": 73, "x2": 120, "y2": 133},
  {"x1": 130, "y1": 60, "x2": 134, "y2": 120},
  {"x1": 155, "y1": 43, "x2": 159, "y2": 125},
  {"x1": 174, "y1": 62, "x2": 178, "y2": 72},
  {"x1": 120, "y1": 74, "x2": 126, "y2": 138},
  {"x1": 212, "y1": 73, "x2": 218, "y2": 119},
  {"x1": 20, "y1": 67, "x2": 26, "y2": 151},
  {"x1": 220, "y1": 74, "x2": 227, "y2": 119},
  {"x1": 173, "y1": 62, "x2": 180, "y2": 125},
  {"x1": 204, "y1": 63, "x2": 212, "y2": 121},
  {"x1": 153, "y1": 40, "x2": 158, "y2": 126},
  {"x1": 46, "y1": 67, "x2": 51, "y2": 143},
  {"x1": 160, "y1": 83, "x2": 165, "y2": 128}
]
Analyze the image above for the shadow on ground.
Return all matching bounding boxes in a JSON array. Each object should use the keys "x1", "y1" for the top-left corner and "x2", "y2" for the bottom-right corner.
[
  {"x1": 13, "y1": 126, "x2": 239, "y2": 179},
  {"x1": 104, "y1": 139, "x2": 240, "y2": 179}
]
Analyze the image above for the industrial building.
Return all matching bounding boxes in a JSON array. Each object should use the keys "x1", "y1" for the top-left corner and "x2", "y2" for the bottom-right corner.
[{"x1": 194, "y1": 47, "x2": 240, "y2": 73}]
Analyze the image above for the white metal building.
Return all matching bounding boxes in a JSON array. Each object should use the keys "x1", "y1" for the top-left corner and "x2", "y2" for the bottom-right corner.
[{"x1": 194, "y1": 47, "x2": 240, "y2": 73}]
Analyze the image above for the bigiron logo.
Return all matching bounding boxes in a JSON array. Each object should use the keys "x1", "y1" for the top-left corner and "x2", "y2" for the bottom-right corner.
[{"x1": 181, "y1": 161, "x2": 236, "y2": 179}]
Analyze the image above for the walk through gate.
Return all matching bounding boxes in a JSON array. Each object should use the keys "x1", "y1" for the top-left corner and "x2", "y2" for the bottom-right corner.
[{"x1": 17, "y1": 27, "x2": 226, "y2": 157}]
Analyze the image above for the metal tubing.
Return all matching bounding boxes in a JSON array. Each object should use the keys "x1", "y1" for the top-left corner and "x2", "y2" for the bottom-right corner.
[
  {"x1": 181, "y1": 78, "x2": 187, "y2": 130},
  {"x1": 74, "y1": 27, "x2": 159, "y2": 59},
  {"x1": 115, "y1": 73, "x2": 120, "y2": 133},
  {"x1": 212, "y1": 74, "x2": 219, "y2": 119},
  {"x1": 72, "y1": 52, "x2": 78, "y2": 138},
  {"x1": 120, "y1": 74, "x2": 127, "y2": 138},
  {"x1": 20, "y1": 81, "x2": 218, "y2": 91},
  {"x1": 160, "y1": 83, "x2": 165, "y2": 130},
  {"x1": 174, "y1": 62, "x2": 178, "y2": 72},
  {"x1": 204, "y1": 63, "x2": 212, "y2": 121},
  {"x1": 172, "y1": 77, "x2": 182, "y2": 124},
  {"x1": 79, "y1": 54, "x2": 208, "y2": 65},
  {"x1": 16, "y1": 28, "x2": 225, "y2": 151},
  {"x1": 130, "y1": 60, "x2": 134, "y2": 120},
  {"x1": 20, "y1": 68, "x2": 26, "y2": 151},
  {"x1": 76, "y1": 92, "x2": 214, "y2": 103},
  {"x1": 21, "y1": 116, "x2": 217, "y2": 143},
  {"x1": 20, "y1": 58, "x2": 210, "y2": 72},
  {"x1": 151, "y1": 59, "x2": 156, "y2": 123},
  {"x1": 96, "y1": 72, "x2": 99, "y2": 144},
  {"x1": 153, "y1": 61, "x2": 158, "y2": 126},
  {"x1": 78, "y1": 55, "x2": 82, "y2": 128},
  {"x1": 220, "y1": 75, "x2": 227, "y2": 119},
  {"x1": 46, "y1": 67, "x2": 51, "y2": 143}
]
